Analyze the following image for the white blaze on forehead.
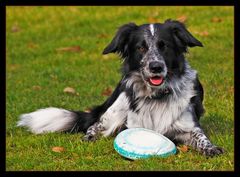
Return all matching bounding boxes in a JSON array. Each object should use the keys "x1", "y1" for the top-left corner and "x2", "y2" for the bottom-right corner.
[{"x1": 150, "y1": 24, "x2": 154, "y2": 36}]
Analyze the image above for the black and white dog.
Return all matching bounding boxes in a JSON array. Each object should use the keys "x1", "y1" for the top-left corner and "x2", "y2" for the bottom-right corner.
[{"x1": 18, "y1": 20, "x2": 224, "y2": 157}]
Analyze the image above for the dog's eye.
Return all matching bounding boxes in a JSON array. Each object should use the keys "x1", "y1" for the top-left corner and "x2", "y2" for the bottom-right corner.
[
  {"x1": 138, "y1": 46, "x2": 147, "y2": 53},
  {"x1": 158, "y1": 41, "x2": 165, "y2": 50}
]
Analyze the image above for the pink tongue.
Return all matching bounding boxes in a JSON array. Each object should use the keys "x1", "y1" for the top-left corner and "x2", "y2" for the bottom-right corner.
[{"x1": 149, "y1": 77, "x2": 163, "y2": 86}]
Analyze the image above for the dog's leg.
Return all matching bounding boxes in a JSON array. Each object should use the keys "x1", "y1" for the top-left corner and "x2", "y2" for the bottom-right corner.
[
  {"x1": 187, "y1": 127, "x2": 224, "y2": 157},
  {"x1": 83, "y1": 92, "x2": 129, "y2": 141},
  {"x1": 82, "y1": 121, "x2": 105, "y2": 141},
  {"x1": 82, "y1": 121, "x2": 128, "y2": 141},
  {"x1": 172, "y1": 110, "x2": 224, "y2": 157},
  {"x1": 174, "y1": 127, "x2": 224, "y2": 157}
]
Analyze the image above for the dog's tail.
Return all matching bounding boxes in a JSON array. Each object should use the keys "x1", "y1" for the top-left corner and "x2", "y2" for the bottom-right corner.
[
  {"x1": 17, "y1": 107, "x2": 100, "y2": 134},
  {"x1": 17, "y1": 81, "x2": 123, "y2": 134}
]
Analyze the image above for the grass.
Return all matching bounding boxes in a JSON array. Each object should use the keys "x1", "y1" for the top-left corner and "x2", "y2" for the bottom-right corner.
[{"x1": 6, "y1": 6, "x2": 234, "y2": 171}]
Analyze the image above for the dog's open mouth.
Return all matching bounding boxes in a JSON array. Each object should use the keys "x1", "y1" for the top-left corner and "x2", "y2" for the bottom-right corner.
[{"x1": 149, "y1": 76, "x2": 164, "y2": 86}]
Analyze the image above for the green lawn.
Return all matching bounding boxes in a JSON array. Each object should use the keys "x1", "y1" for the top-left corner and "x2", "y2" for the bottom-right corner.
[{"x1": 6, "y1": 6, "x2": 234, "y2": 171}]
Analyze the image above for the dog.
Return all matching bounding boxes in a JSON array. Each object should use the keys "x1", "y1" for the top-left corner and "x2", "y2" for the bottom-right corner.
[{"x1": 18, "y1": 19, "x2": 224, "y2": 157}]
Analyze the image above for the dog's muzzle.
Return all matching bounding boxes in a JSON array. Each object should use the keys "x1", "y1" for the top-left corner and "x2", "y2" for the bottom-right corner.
[{"x1": 146, "y1": 61, "x2": 166, "y2": 86}]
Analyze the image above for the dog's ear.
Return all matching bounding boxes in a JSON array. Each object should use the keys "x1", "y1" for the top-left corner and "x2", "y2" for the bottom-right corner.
[
  {"x1": 102, "y1": 23, "x2": 138, "y2": 56},
  {"x1": 165, "y1": 19, "x2": 203, "y2": 52}
]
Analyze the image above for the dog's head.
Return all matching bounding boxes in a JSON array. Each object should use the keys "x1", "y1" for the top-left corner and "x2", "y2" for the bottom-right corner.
[{"x1": 103, "y1": 20, "x2": 203, "y2": 89}]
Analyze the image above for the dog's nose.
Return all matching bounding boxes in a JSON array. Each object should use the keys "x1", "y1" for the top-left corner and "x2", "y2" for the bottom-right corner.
[{"x1": 149, "y1": 61, "x2": 164, "y2": 73}]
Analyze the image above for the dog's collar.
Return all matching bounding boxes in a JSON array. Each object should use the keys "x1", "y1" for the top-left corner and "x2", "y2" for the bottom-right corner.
[{"x1": 151, "y1": 88, "x2": 172, "y2": 100}]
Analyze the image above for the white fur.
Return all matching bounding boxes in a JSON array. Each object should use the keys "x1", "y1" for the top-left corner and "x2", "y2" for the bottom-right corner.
[
  {"x1": 150, "y1": 24, "x2": 154, "y2": 36},
  {"x1": 173, "y1": 107, "x2": 196, "y2": 132},
  {"x1": 100, "y1": 92, "x2": 129, "y2": 136},
  {"x1": 126, "y1": 88, "x2": 195, "y2": 134},
  {"x1": 17, "y1": 107, "x2": 77, "y2": 134}
]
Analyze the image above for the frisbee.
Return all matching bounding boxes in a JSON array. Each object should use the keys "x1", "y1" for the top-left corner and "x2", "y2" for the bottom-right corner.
[{"x1": 113, "y1": 128, "x2": 177, "y2": 160}]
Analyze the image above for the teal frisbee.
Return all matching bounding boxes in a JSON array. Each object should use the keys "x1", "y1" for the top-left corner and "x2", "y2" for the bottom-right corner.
[{"x1": 114, "y1": 128, "x2": 177, "y2": 160}]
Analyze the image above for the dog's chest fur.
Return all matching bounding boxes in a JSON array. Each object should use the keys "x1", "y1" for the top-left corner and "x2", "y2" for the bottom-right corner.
[{"x1": 127, "y1": 93, "x2": 192, "y2": 134}]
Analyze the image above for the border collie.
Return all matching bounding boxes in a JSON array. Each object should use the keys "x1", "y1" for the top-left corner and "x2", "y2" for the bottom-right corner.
[{"x1": 18, "y1": 20, "x2": 224, "y2": 157}]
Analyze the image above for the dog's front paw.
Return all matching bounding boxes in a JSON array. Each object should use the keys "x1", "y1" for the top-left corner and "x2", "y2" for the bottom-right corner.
[
  {"x1": 202, "y1": 145, "x2": 225, "y2": 157},
  {"x1": 82, "y1": 134, "x2": 98, "y2": 142}
]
